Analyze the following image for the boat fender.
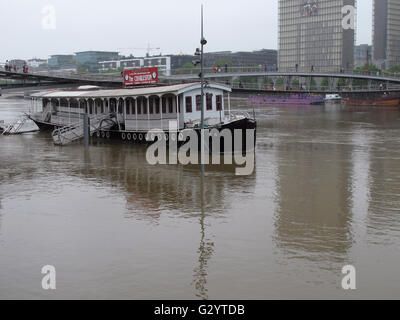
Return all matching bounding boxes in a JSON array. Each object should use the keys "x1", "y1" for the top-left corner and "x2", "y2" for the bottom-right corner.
[
  {"x1": 127, "y1": 133, "x2": 132, "y2": 140},
  {"x1": 139, "y1": 134, "x2": 143, "y2": 141},
  {"x1": 171, "y1": 133, "x2": 176, "y2": 141},
  {"x1": 121, "y1": 133, "x2": 126, "y2": 140},
  {"x1": 101, "y1": 131, "x2": 105, "y2": 138},
  {"x1": 106, "y1": 132, "x2": 110, "y2": 139},
  {"x1": 96, "y1": 131, "x2": 101, "y2": 138},
  {"x1": 164, "y1": 133, "x2": 169, "y2": 141},
  {"x1": 133, "y1": 133, "x2": 137, "y2": 141},
  {"x1": 158, "y1": 133, "x2": 163, "y2": 141}
]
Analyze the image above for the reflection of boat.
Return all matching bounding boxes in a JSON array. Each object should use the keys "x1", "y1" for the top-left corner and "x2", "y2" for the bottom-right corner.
[
  {"x1": 0, "y1": 120, "x2": 5, "y2": 133},
  {"x1": 344, "y1": 93, "x2": 400, "y2": 107},
  {"x1": 325, "y1": 94, "x2": 342, "y2": 103},
  {"x1": 248, "y1": 94, "x2": 324, "y2": 105}
]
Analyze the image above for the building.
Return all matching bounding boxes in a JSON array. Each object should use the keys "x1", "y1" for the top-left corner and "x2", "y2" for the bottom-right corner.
[
  {"x1": 354, "y1": 44, "x2": 372, "y2": 67},
  {"x1": 48, "y1": 55, "x2": 75, "y2": 69},
  {"x1": 279, "y1": 0, "x2": 355, "y2": 72},
  {"x1": 203, "y1": 50, "x2": 278, "y2": 69},
  {"x1": 75, "y1": 51, "x2": 119, "y2": 72},
  {"x1": 27, "y1": 59, "x2": 48, "y2": 68},
  {"x1": 373, "y1": 0, "x2": 400, "y2": 69},
  {"x1": 99, "y1": 56, "x2": 172, "y2": 75}
]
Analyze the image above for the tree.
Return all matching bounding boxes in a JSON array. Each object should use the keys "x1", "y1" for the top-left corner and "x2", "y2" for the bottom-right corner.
[
  {"x1": 213, "y1": 59, "x2": 232, "y2": 68},
  {"x1": 388, "y1": 65, "x2": 400, "y2": 73},
  {"x1": 321, "y1": 78, "x2": 330, "y2": 89}
]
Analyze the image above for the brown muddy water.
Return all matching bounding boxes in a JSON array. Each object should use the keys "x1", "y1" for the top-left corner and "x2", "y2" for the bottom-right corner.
[{"x1": 0, "y1": 95, "x2": 399, "y2": 299}]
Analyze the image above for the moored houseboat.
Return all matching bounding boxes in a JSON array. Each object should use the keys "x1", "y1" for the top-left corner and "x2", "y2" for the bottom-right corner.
[{"x1": 28, "y1": 82, "x2": 256, "y2": 150}]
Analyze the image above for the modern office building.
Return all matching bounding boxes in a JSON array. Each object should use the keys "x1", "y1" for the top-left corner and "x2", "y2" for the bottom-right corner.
[
  {"x1": 75, "y1": 51, "x2": 119, "y2": 72},
  {"x1": 99, "y1": 50, "x2": 278, "y2": 74},
  {"x1": 354, "y1": 44, "x2": 372, "y2": 67},
  {"x1": 48, "y1": 55, "x2": 75, "y2": 68},
  {"x1": 373, "y1": 0, "x2": 400, "y2": 69},
  {"x1": 99, "y1": 56, "x2": 172, "y2": 75},
  {"x1": 279, "y1": 0, "x2": 355, "y2": 72}
]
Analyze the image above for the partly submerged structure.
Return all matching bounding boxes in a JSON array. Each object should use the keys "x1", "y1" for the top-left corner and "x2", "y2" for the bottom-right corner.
[{"x1": 28, "y1": 82, "x2": 256, "y2": 148}]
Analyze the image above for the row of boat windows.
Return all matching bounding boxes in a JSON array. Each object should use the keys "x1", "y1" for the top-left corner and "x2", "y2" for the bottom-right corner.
[
  {"x1": 185, "y1": 95, "x2": 223, "y2": 113},
  {"x1": 43, "y1": 94, "x2": 223, "y2": 115}
]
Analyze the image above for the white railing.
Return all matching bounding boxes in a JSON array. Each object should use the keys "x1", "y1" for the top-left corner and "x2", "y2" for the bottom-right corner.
[{"x1": 52, "y1": 113, "x2": 116, "y2": 146}]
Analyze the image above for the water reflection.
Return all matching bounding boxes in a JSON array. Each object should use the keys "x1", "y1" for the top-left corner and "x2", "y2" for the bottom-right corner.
[
  {"x1": 191, "y1": 176, "x2": 214, "y2": 300},
  {"x1": 272, "y1": 107, "x2": 355, "y2": 267}
]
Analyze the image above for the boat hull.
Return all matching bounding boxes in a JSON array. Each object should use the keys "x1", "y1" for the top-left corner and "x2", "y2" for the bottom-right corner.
[{"x1": 30, "y1": 117, "x2": 257, "y2": 152}]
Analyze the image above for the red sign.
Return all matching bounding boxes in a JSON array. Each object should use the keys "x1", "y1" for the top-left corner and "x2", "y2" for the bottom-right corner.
[{"x1": 124, "y1": 67, "x2": 158, "y2": 86}]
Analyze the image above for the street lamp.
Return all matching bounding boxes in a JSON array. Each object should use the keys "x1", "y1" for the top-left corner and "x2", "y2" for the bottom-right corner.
[{"x1": 199, "y1": 5, "x2": 206, "y2": 174}]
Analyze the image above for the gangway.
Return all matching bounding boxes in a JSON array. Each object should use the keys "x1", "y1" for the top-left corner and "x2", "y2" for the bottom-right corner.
[
  {"x1": 2, "y1": 116, "x2": 30, "y2": 135},
  {"x1": 52, "y1": 113, "x2": 116, "y2": 146}
]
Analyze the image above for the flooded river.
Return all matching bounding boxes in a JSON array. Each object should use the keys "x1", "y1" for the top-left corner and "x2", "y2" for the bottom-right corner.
[{"x1": 0, "y1": 94, "x2": 399, "y2": 299}]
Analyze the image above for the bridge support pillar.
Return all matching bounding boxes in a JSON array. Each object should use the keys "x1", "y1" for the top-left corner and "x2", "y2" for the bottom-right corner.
[{"x1": 257, "y1": 76, "x2": 263, "y2": 90}]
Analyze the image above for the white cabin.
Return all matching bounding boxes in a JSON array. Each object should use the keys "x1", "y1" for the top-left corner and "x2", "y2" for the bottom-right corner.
[{"x1": 30, "y1": 82, "x2": 232, "y2": 132}]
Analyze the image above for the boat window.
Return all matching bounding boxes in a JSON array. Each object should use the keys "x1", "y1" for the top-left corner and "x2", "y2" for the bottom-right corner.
[
  {"x1": 162, "y1": 97, "x2": 167, "y2": 114},
  {"x1": 155, "y1": 98, "x2": 160, "y2": 114},
  {"x1": 206, "y1": 93, "x2": 213, "y2": 110},
  {"x1": 168, "y1": 97, "x2": 174, "y2": 113},
  {"x1": 185, "y1": 96, "x2": 192, "y2": 113},
  {"x1": 149, "y1": 99, "x2": 154, "y2": 114},
  {"x1": 137, "y1": 99, "x2": 142, "y2": 114},
  {"x1": 216, "y1": 95, "x2": 222, "y2": 111},
  {"x1": 143, "y1": 100, "x2": 148, "y2": 114},
  {"x1": 126, "y1": 102, "x2": 130, "y2": 115},
  {"x1": 196, "y1": 95, "x2": 202, "y2": 111}
]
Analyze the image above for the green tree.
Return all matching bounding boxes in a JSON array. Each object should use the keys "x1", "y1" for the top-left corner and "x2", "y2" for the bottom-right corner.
[{"x1": 321, "y1": 78, "x2": 330, "y2": 89}]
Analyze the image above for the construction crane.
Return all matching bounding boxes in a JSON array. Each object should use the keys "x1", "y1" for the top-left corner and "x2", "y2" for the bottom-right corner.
[{"x1": 117, "y1": 44, "x2": 161, "y2": 57}]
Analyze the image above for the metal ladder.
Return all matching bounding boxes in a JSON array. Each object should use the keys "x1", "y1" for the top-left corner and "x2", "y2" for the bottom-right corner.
[
  {"x1": 52, "y1": 113, "x2": 116, "y2": 146},
  {"x1": 2, "y1": 116, "x2": 28, "y2": 135}
]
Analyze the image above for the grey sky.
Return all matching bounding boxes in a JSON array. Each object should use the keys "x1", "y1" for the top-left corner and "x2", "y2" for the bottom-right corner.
[{"x1": 0, "y1": 0, "x2": 372, "y2": 62}]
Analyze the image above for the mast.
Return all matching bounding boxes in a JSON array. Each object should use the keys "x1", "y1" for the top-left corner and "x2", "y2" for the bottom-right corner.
[{"x1": 200, "y1": 5, "x2": 207, "y2": 174}]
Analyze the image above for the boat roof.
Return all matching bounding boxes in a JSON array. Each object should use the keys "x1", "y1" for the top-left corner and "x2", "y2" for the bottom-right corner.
[{"x1": 30, "y1": 82, "x2": 232, "y2": 99}]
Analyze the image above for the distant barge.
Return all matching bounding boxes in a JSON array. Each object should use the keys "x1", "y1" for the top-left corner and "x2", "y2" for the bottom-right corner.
[{"x1": 344, "y1": 93, "x2": 400, "y2": 107}]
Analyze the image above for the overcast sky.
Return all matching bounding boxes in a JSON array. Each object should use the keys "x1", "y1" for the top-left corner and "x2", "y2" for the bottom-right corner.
[{"x1": 0, "y1": 0, "x2": 373, "y2": 61}]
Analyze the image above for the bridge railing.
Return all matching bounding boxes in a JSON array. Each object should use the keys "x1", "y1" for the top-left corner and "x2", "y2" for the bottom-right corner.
[
  {"x1": 212, "y1": 80, "x2": 400, "y2": 92},
  {"x1": 167, "y1": 66, "x2": 400, "y2": 80}
]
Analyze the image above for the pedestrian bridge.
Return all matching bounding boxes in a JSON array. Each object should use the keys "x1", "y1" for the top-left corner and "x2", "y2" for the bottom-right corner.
[
  {"x1": 162, "y1": 67, "x2": 400, "y2": 85},
  {"x1": 2, "y1": 67, "x2": 400, "y2": 90}
]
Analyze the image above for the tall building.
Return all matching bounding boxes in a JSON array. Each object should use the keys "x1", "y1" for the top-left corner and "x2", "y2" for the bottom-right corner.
[
  {"x1": 373, "y1": 0, "x2": 400, "y2": 69},
  {"x1": 279, "y1": 0, "x2": 355, "y2": 72},
  {"x1": 354, "y1": 44, "x2": 372, "y2": 67}
]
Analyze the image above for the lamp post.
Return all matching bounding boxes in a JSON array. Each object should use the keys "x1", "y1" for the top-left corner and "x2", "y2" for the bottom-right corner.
[{"x1": 194, "y1": 5, "x2": 207, "y2": 174}]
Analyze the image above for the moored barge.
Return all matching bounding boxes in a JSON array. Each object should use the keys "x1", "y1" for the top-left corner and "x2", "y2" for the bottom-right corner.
[{"x1": 28, "y1": 82, "x2": 257, "y2": 151}]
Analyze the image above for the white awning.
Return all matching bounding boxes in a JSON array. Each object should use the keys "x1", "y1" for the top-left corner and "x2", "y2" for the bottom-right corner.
[{"x1": 30, "y1": 82, "x2": 232, "y2": 99}]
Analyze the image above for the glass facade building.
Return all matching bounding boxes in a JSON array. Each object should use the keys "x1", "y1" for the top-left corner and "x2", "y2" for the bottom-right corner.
[
  {"x1": 373, "y1": 0, "x2": 400, "y2": 69},
  {"x1": 279, "y1": 0, "x2": 355, "y2": 72}
]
